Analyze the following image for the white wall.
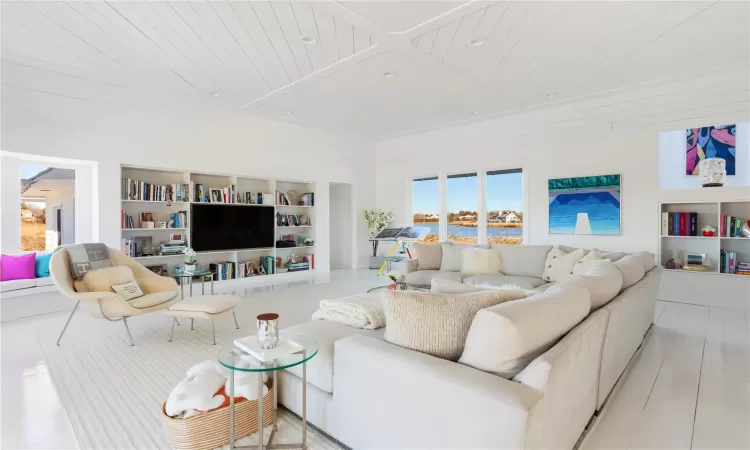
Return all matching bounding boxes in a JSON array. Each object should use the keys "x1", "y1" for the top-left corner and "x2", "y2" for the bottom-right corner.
[
  {"x1": 1, "y1": 105, "x2": 377, "y2": 269},
  {"x1": 329, "y1": 183, "x2": 354, "y2": 269}
]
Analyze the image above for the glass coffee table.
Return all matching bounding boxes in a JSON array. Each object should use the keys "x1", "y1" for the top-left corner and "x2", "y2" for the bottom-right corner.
[
  {"x1": 367, "y1": 283, "x2": 430, "y2": 293},
  {"x1": 218, "y1": 337, "x2": 318, "y2": 450},
  {"x1": 172, "y1": 269, "x2": 215, "y2": 299}
]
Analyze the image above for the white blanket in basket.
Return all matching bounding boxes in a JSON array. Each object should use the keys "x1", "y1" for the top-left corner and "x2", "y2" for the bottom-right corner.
[{"x1": 312, "y1": 293, "x2": 385, "y2": 329}]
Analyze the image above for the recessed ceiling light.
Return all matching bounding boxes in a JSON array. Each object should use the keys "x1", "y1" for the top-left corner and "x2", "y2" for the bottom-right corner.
[
  {"x1": 546, "y1": 92, "x2": 558, "y2": 100},
  {"x1": 209, "y1": 92, "x2": 221, "y2": 97},
  {"x1": 382, "y1": 72, "x2": 396, "y2": 78},
  {"x1": 469, "y1": 38, "x2": 485, "y2": 47},
  {"x1": 300, "y1": 36, "x2": 318, "y2": 45}
]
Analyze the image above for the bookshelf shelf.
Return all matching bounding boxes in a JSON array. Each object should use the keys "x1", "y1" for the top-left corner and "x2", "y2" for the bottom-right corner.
[
  {"x1": 659, "y1": 200, "x2": 749, "y2": 277},
  {"x1": 276, "y1": 245, "x2": 315, "y2": 250},
  {"x1": 122, "y1": 165, "x2": 316, "y2": 281}
]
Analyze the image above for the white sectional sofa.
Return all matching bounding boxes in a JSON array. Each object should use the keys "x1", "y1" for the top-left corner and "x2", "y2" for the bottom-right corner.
[{"x1": 278, "y1": 244, "x2": 661, "y2": 449}]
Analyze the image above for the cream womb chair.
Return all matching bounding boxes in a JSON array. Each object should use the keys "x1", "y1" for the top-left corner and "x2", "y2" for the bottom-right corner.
[{"x1": 50, "y1": 246, "x2": 179, "y2": 346}]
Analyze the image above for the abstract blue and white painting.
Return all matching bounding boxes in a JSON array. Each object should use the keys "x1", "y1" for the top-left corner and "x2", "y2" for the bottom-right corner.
[{"x1": 549, "y1": 174, "x2": 621, "y2": 236}]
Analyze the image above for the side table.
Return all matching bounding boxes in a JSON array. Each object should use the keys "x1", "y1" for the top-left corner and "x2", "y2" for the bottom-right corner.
[
  {"x1": 218, "y1": 338, "x2": 318, "y2": 450},
  {"x1": 173, "y1": 269, "x2": 215, "y2": 300}
]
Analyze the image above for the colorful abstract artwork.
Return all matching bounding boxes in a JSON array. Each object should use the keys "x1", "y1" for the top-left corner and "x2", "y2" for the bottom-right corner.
[
  {"x1": 549, "y1": 174, "x2": 621, "y2": 236},
  {"x1": 686, "y1": 125, "x2": 736, "y2": 176}
]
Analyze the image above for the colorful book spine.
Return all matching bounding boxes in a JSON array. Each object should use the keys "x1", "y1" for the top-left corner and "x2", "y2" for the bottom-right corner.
[
  {"x1": 689, "y1": 212, "x2": 697, "y2": 236},
  {"x1": 661, "y1": 213, "x2": 669, "y2": 236},
  {"x1": 678, "y1": 212, "x2": 687, "y2": 236},
  {"x1": 670, "y1": 213, "x2": 677, "y2": 236}
]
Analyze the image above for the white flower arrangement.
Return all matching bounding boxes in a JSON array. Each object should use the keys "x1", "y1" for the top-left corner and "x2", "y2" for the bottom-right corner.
[
  {"x1": 362, "y1": 209, "x2": 395, "y2": 238},
  {"x1": 184, "y1": 248, "x2": 196, "y2": 264},
  {"x1": 387, "y1": 271, "x2": 404, "y2": 283}
]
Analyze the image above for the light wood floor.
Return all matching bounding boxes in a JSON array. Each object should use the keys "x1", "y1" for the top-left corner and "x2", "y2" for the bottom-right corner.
[{"x1": 580, "y1": 301, "x2": 750, "y2": 450}]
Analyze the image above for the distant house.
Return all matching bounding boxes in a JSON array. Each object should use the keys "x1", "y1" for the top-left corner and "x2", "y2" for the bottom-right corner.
[
  {"x1": 488, "y1": 216, "x2": 502, "y2": 223},
  {"x1": 22, "y1": 167, "x2": 76, "y2": 249},
  {"x1": 505, "y1": 212, "x2": 520, "y2": 223},
  {"x1": 20, "y1": 209, "x2": 33, "y2": 220},
  {"x1": 425, "y1": 214, "x2": 439, "y2": 220},
  {"x1": 457, "y1": 214, "x2": 476, "y2": 221}
]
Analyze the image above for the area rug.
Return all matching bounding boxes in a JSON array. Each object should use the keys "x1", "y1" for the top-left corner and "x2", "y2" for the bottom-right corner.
[{"x1": 34, "y1": 282, "x2": 370, "y2": 450}]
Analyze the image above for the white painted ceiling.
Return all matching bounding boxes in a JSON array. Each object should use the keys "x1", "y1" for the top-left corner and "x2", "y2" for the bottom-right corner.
[{"x1": 2, "y1": 1, "x2": 749, "y2": 139}]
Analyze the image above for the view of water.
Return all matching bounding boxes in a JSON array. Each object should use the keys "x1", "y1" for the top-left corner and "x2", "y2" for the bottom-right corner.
[{"x1": 417, "y1": 223, "x2": 523, "y2": 237}]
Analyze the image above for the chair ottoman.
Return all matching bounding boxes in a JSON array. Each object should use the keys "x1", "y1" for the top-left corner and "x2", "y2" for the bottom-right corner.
[{"x1": 165, "y1": 295, "x2": 241, "y2": 345}]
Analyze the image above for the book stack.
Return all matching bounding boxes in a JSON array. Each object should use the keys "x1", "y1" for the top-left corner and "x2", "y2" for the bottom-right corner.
[
  {"x1": 121, "y1": 210, "x2": 136, "y2": 229},
  {"x1": 260, "y1": 256, "x2": 275, "y2": 275},
  {"x1": 720, "y1": 215, "x2": 748, "y2": 237},
  {"x1": 276, "y1": 191, "x2": 291, "y2": 205},
  {"x1": 123, "y1": 179, "x2": 189, "y2": 202},
  {"x1": 159, "y1": 241, "x2": 186, "y2": 255},
  {"x1": 736, "y1": 262, "x2": 750, "y2": 276},
  {"x1": 719, "y1": 250, "x2": 746, "y2": 274},
  {"x1": 661, "y1": 212, "x2": 699, "y2": 236},
  {"x1": 286, "y1": 261, "x2": 310, "y2": 272},
  {"x1": 169, "y1": 211, "x2": 187, "y2": 228},
  {"x1": 210, "y1": 262, "x2": 236, "y2": 281},
  {"x1": 122, "y1": 238, "x2": 137, "y2": 256}
]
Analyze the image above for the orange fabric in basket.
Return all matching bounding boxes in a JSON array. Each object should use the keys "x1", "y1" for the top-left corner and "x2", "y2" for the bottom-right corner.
[{"x1": 196, "y1": 386, "x2": 245, "y2": 412}]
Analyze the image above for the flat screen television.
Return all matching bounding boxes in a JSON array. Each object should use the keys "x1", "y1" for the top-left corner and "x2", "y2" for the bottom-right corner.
[{"x1": 190, "y1": 204, "x2": 274, "y2": 252}]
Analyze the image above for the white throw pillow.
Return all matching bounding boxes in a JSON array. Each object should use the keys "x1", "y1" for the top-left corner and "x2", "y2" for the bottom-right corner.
[
  {"x1": 613, "y1": 254, "x2": 646, "y2": 289},
  {"x1": 461, "y1": 248, "x2": 502, "y2": 275},
  {"x1": 111, "y1": 280, "x2": 145, "y2": 300},
  {"x1": 440, "y1": 243, "x2": 466, "y2": 272},
  {"x1": 382, "y1": 290, "x2": 512, "y2": 361},
  {"x1": 593, "y1": 249, "x2": 626, "y2": 262},
  {"x1": 413, "y1": 242, "x2": 442, "y2": 270},
  {"x1": 576, "y1": 260, "x2": 623, "y2": 309},
  {"x1": 542, "y1": 247, "x2": 585, "y2": 282},
  {"x1": 459, "y1": 277, "x2": 591, "y2": 378},
  {"x1": 573, "y1": 249, "x2": 600, "y2": 275},
  {"x1": 83, "y1": 265, "x2": 136, "y2": 292}
]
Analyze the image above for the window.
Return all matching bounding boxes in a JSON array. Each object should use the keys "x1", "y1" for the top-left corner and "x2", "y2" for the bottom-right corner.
[
  {"x1": 486, "y1": 169, "x2": 523, "y2": 245},
  {"x1": 20, "y1": 164, "x2": 76, "y2": 251},
  {"x1": 447, "y1": 173, "x2": 478, "y2": 243},
  {"x1": 412, "y1": 177, "x2": 440, "y2": 243}
]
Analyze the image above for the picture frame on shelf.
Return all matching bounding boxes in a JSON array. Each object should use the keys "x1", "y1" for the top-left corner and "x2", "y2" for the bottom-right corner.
[
  {"x1": 209, "y1": 188, "x2": 222, "y2": 203},
  {"x1": 685, "y1": 253, "x2": 707, "y2": 267},
  {"x1": 287, "y1": 214, "x2": 298, "y2": 226},
  {"x1": 140, "y1": 211, "x2": 155, "y2": 228},
  {"x1": 246, "y1": 192, "x2": 255, "y2": 204},
  {"x1": 169, "y1": 232, "x2": 185, "y2": 242},
  {"x1": 298, "y1": 214, "x2": 310, "y2": 226},
  {"x1": 133, "y1": 236, "x2": 154, "y2": 256}
]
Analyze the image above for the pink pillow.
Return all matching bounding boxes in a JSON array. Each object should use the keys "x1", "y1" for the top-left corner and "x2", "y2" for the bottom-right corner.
[{"x1": 1, "y1": 253, "x2": 37, "y2": 281}]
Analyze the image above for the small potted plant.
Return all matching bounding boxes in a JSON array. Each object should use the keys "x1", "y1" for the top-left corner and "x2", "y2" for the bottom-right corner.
[
  {"x1": 387, "y1": 271, "x2": 406, "y2": 290},
  {"x1": 184, "y1": 248, "x2": 197, "y2": 272}
]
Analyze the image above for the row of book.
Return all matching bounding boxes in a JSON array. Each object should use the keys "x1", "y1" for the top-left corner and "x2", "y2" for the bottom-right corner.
[
  {"x1": 122, "y1": 238, "x2": 144, "y2": 257},
  {"x1": 122, "y1": 179, "x2": 190, "y2": 202},
  {"x1": 209, "y1": 262, "x2": 236, "y2": 281},
  {"x1": 720, "y1": 215, "x2": 748, "y2": 237},
  {"x1": 720, "y1": 250, "x2": 749, "y2": 274},
  {"x1": 120, "y1": 210, "x2": 187, "y2": 229},
  {"x1": 661, "y1": 212, "x2": 698, "y2": 236},
  {"x1": 194, "y1": 183, "x2": 238, "y2": 204}
]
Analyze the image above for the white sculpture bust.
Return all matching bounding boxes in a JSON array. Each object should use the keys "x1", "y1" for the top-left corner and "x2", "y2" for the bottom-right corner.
[{"x1": 698, "y1": 158, "x2": 726, "y2": 187}]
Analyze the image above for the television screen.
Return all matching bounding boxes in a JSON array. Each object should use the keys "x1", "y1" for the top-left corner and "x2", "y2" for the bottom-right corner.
[{"x1": 190, "y1": 204, "x2": 274, "y2": 252}]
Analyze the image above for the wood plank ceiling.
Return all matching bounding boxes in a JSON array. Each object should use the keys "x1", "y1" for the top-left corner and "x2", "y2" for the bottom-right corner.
[{"x1": 2, "y1": 1, "x2": 749, "y2": 138}]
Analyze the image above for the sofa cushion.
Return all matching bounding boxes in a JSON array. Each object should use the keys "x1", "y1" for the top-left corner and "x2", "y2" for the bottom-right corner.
[
  {"x1": 575, "y1": 260, "x2": 623, "y2": 310},
  {"x1": 383, "y1": 290, "x2": 512, "y2": 361},
  {"x1": 461, "y1": 248, "x2": 502, "y2": 275},
  {"x1": 0, "y1": 279, "x2": 36, "y2": 292},
  {"x1": 462, "y1": 274, "x2": 547, "y2": 290},
  {"x1": 632, "y1": 251, "x2": 656, "y2": 272},
  {"x1": 593, "y1": 249, "x2": 626, "y2": 262},
  {"x1": 36, "y1": 277, "x2": 54, "y2": 287},
  {"x1": 83, "y1": 265, "x2": 136, "y2": 292},
  {"x1": 431, "y1": 279, "x2": 527, "y2": 301},
  {"x1": 404, "y1": 270, "x2": 463, "y2": 285},
  {"x1": 413, "y1": 242, "x2": 442, "y2": 270},
  {"x1": 282, "y1": 320, "x2": 385, "y2": 393},
  {"x1": 1, "y1": 253, "x2": 37, "y2": 281},
  {"x1": 542, "y1": 247, "x2": 585, "y2": 282},
  {"x1": 440, "y1": 244, "x2": 465, "y2": 272},
  {"x1": 613, "y1": 255, "x2": 646, "y2": 289},
  {"x1": 459, "y1": 277, "x2": 591, "y2": 378},
  {"x1": 490, "y1": 245, "x2": 552, "y2": 278}
]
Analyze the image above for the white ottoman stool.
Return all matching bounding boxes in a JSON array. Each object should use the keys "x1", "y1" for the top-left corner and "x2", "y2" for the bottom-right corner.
[{"x1": 165, "y1": 295, "x2": 240, "y2": 345}]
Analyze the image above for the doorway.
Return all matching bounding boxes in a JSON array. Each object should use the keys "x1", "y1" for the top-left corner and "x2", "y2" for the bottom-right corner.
[{"x1": 329, "y1": 182, "x2": 353, "y2": 270}]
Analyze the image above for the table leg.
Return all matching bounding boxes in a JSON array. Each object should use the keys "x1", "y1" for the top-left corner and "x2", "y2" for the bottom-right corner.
[
  {"x1": 190, "y1": 318, "x2": 194, "y2": 331},
  {"x1": 179, "y1": 280, "x2": 184, "y2": 300},
  {"x1": 211, "y1": 276, "x2": 214, "y2": 294},
  {"x1": 202, "y1": 276, "x2": 205, "y2": 295},
  {"x1": 189, "y1": 277, "x2": 193, "y2": 297},
  {"x1": 230, "y1": 369, "x2": 235, "y2": 450},
  {"x1": 302, "y1": 351, "x2": 307, "y2": 450},
  {"x1": 273, "y1": 364, "x2": 278, "y2": 431},
  {"x1": 168, "y1": 318, "x2": 176, "y2": 342},
  {"x1": 257, "y1": 369, "x2": 264, "y2": 450}
]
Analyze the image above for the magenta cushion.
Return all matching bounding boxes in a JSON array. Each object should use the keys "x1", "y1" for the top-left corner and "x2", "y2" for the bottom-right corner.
[{"x1": 1, "y1": 253, "x2": 37, "y2": 281}]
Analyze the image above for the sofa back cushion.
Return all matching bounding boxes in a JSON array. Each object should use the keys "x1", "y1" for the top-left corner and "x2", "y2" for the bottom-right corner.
[
  {"x1": 613, "y1": 254, "x2": 646, "y2": 289},
  {"x1": 440, "y1": 243, "x2": 466, "y2": 272},
  {"x1": 542, "y1": 247, "x2": 585, "y2": 282},
  {"x1": 461, "y1": 248, "x2": 503, "y2": 275},
  {"x1": 382, "y1": 290, "x2": 514, "y2": 361},
  {"x1": 458, "y1": 277, "x2": 591, "y2": 378},
  {"x1": 632, "y1": 251, "x2": 656, "y2": 272},
  {"x1": 490, "y1": 245, "x2": 552, "y2": 278},
  {"x1": 574, "y1": 260, "x2": 623, "y2": 310},
  {"x1": 413, "y1": 242, "x2": 442, "y2": 270}
]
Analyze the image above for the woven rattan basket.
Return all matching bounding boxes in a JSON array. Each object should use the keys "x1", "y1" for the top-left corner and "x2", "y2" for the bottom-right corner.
[{"x1": 162, "y1": 383, "x2": 274, "y2": 450}]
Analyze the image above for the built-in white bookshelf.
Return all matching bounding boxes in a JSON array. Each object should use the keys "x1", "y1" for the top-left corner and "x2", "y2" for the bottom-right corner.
[
  {"x1": 659, "y1": 201, "x2": 750, "y2": 277},
  {"x1": 121, "y1": 166, "x2": 316, "y2": 284}
]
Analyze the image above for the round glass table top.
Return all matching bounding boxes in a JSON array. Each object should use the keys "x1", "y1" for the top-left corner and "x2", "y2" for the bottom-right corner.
[
  {"x1": 218, "y1": 336, "x2": 318, "y2": 372},
  {"x1": 173, "y1": 270, "x2": 214, "y2": 278}
]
